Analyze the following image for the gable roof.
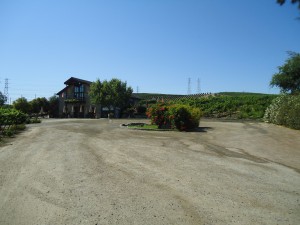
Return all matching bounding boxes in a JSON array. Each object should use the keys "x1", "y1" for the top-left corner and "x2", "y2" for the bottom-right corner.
[
  {"x1": 57, "y1": 77, "x2": 93, "y2": 95},
  {"x1": 64, "y1": 77, "x2": 92, "y2": 85},
  {"x1": 56, "y1": 86, "x2": 68, "y2": 95}
]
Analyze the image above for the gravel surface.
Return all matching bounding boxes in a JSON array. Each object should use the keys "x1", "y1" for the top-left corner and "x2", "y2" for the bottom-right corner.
[{"x1": 0, "y1": 118, "x2": 299, "y2": 225}]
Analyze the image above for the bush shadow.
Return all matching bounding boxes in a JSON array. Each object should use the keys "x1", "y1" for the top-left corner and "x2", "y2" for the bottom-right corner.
[{"x1": 192, "y1": 126, "x2": 213, "y2": 133}]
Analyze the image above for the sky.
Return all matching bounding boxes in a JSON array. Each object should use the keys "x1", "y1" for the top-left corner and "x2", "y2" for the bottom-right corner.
[{"x1": 0, "y1": 0, "x2": 299, "y2": 103}]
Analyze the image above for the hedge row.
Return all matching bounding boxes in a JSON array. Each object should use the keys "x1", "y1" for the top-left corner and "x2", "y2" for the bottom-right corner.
[{"x1": 264, "y1": 95, "x2": 300, "y2": 130}]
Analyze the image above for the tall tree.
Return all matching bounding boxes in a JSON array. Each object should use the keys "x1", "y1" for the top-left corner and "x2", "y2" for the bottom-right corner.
[
  {"x1": 89, "y1": 78, "x2": 133, "y2": 110},
  {"x1": 89, "y1": 79, "x2": 103, "y2": 105},
  {"x1": 48, "y1": 95, "x2": 59, "y2": 118},
  {"x1": 270, "y1": 52, "x2": 300, "y2": 94},
  {"x1": 105, "y1": 78, "x2": 133, "y2": 109},
  {"x1": 30, "y1": 97, "x2": 49, "y2": 114},
  {"x1": 13, "y1": 97, "x2": 31, "y2": 114}
]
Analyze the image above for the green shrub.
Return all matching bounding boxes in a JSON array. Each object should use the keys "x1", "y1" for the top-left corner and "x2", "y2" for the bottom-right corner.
[
  {"x1": 26, "y1": 117, "x2": 42, "y2": 124},
  {"x1": 146, "y1": 104, "x2": 171, "y2": 129},
  {"x1": 146, "y1": 103, "x2": 202, "y2": 131},
  {"x1": 169, "y1": 104, "x2": 202, "y2": 131},
  {"x1": 2, "y1": 129, "x2": 15, "y2": 137},
  {"x1": 264, "y1": 94, "x2": 300, "y2": 129},
  {"x1": 14, "y1": 124, "x2": 26, "y2": 131},
  {"x1": 0, "y1": 108, "x2": 28, "y2": 126},
  {"x1": 0, "y1": 108, "x2": 28, "y2": 136},
  {"x1": 136, "y1": 105, "x2": 147, "y2": 114}
]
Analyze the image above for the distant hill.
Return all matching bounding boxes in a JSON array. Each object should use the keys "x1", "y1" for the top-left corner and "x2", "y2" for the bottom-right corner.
[
  {"x1": 132, "y1": 92, "x2": 213, "y2": 101},
  {"x1": 132, "y1": 93, "x2": 184, "y2": 99},
  {"x1": 218, "y1": 92, "x2": 278, "y2": 97},
  {"x1": 132, "y1": 92, "x2": 276, "y2": 101},
  {"x1": 132, "y1": 92, "x2": 279, "y2": 120}
]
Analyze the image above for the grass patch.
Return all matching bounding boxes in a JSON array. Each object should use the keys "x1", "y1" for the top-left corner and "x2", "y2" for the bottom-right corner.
[
  {"x1": 126, "y1": 123, "x2": 175, "y2": 131},
  {"x1": 126, "y1": 123, "x2": 158, "y2": 129},
  {"x1": 26, "y1": 117, "x2": 42, "y2": 124}
]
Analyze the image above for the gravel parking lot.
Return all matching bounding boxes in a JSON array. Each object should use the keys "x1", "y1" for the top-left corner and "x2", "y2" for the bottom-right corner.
[{"x1": 0, "y1": 118, "x2": 299, "y2": 225}]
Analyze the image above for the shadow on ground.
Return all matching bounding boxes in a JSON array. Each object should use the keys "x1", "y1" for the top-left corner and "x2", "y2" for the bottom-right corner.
[{"x1": 193, "y1": 126, "x2": 213, "y2": 133}]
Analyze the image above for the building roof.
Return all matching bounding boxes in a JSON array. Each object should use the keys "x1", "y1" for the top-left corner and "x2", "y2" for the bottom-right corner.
[
  {"x1": 57, "y1": 77, "x2": 93, "y2": 95},
  {"x1": 64, "y1": 77, "x2": 92, "y2": 85},
  {"x1": 56, "y1": 86, "x2": 68, "y2": 95}
]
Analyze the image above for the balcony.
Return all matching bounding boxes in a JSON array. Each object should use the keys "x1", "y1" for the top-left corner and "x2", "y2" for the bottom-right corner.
[{"x1": 64, "y1": 94, "x2": 86, "y2": 103}]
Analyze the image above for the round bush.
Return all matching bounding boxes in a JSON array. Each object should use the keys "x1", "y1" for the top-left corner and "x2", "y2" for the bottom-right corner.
[{"x1": 146, "y1": 103, "x2": 202, "y2": 131}]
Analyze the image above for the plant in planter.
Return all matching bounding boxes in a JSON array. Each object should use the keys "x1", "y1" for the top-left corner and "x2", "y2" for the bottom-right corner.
[{"x1": 64, "y1": 99, "x2": 82, "y2": 103}]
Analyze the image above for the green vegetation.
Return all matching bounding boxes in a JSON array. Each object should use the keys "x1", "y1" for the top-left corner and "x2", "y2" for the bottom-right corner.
[
  {"x1": 146, "y1": 103, "x2": 202, "y2": 131},
  {"x1": 134, "y1": 91, "x2": 299, "y2": 130},
  {"x1": 1, "y1": 97, "x2": 47, "y2": 141},
  {"x1": 89, "y1": 78, "x2": 133, "y2": 117},
  {"x1": 13, "y1": 97, "x2": 31, "y2": 114},
  {"x1": 270, "y1": 52, "x2": 300, "y2": 94},
  {"x1": 48, "y1": 95, "x2": 60, "y2": 118},
  {"x1": 127, "y1": 123, "x2": 159, "y2": 130},
  {"x1": 131, "y1": 92, "x2": 277, "y2": 122},
  {"x1": 170, "y1": 93, "x2": 278, "y2": 120},
  {"x1": 264, "y1": 94, "x2": 300, "y2": 129},
  {"x1": 135, "y1": 92, "x2": 278, "y2": 120},
  {"x1": 12, "y1": 95, "x2": 59, "y2": 118},
  {"x1": 0, "y1": 108, "x2": 28, "y2": 139},
  {"x1": 133, "y1": 93, "x2": 185, "y2": 100},
  {"x1": 0, "y1": 91, "x2": 7, "y2": 106},
  {"x1": 26, "y1": 117, "x2": 42, "y2": 124},
  {"x1": 265, "y1": 53, "x2": 300, "y2": 130}
]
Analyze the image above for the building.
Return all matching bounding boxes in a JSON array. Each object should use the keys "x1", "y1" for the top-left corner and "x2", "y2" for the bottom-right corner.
[{"x1": 57, "y1": 77, "x2": 101, "y2": 118}]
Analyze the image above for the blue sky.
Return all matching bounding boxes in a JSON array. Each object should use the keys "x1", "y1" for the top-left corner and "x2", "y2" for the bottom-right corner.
[{"x1": 0, "y1": 0, "x2": 299, "y2": 103}]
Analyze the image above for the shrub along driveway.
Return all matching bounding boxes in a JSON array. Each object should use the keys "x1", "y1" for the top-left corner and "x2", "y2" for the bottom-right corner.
[{"x1": 0, "y1": 119, "x2": 299, "y2": 225}]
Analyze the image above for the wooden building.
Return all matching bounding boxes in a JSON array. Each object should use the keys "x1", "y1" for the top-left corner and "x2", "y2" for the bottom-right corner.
[{"x1": 57, "y1": 77, "x2": 101, "y2": 118}]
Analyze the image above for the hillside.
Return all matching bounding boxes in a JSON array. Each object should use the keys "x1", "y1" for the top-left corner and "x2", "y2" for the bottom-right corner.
[
  {"x1": 132, "y1": 92, "x2": 213, "y2": 101},
  {"x1": 218, "y1": 92, "x2": 276, "y2": 97},
  {"x1": 133, "y1": 92, "x2": 278, "y2": 120}
]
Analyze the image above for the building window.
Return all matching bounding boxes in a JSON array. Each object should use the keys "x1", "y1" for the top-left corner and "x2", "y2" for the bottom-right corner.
[
  {"x1": 74, "y1": 84, "x2": 84, "y2": 100},
  {"x1": 62, "y1": 92, "x2": 67, "y2": 98}
]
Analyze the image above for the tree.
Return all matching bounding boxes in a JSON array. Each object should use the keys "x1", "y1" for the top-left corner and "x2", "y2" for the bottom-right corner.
[
  {"x1": 48, "y1": 95, "x2": 59, "y2": 118},
  {"x1": 89, "y1": 78, "x2": 133, "y2": 115},
  {"x1": 270, "y1": 52, "x2": 300, "y2": 94},
  {"x1": 13, "y1": 97, "x2": 31, "y2": 114},
  {"x1": 30, "y1": 97, "x2": 49, "y2": 114},
  {"x1": 105, "y1": 78, "x2": 133, "y2": 109},
  {"x1": 277, "y1": 0, "x2": 300, "y2": 9},
  {"x1": 0, "y1": 92, "x2": 7, "y2": 106},
  {"x1": 89, "y1": 79, "x2": 103, "y2": 105}
]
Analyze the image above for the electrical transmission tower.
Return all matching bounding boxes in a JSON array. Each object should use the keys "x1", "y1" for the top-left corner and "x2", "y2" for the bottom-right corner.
[
  {"x1": 4, "y1": 78, "x2": 9, "y2": 104},
  {"x1": 197, "y1": 78, "x2": 201, "y2": 94},
  {"x1": 187, "y1": 77, "x2": 191, "y2": 95}
]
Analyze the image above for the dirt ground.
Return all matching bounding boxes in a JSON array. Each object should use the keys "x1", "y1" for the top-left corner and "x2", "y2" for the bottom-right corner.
[{"x1": 0, "y1": 118, "x2": 299, "y2": 225}]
